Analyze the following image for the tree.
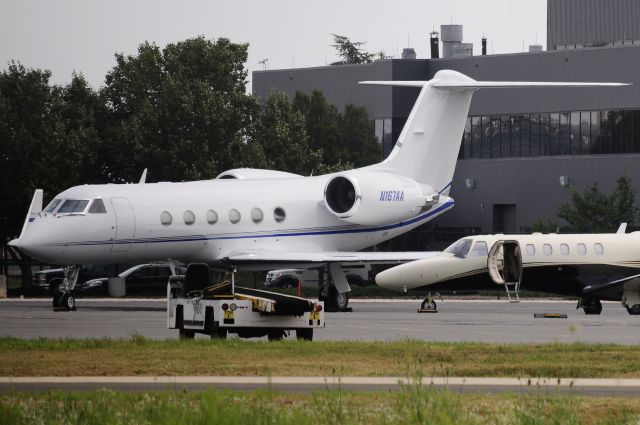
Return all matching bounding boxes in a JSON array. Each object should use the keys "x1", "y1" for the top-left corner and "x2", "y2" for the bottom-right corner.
[
  {"x1": 331, "y1": 34, "x2": 375, "y2": 65},
  {"x1": 253, "y1": 91, "x2": 322, "y2": 175},
  {"x1": 101, "y1": 37, "x2": 261, "y2": 182},
  {"x1": 340, "y1": 104, "x2": 380, "y2": 167},
  {"x1": 557, "y1": 176, "x2": 638, "y2": 232}
]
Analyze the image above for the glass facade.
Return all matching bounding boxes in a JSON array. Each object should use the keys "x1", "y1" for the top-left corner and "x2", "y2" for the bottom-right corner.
[{"x1": 459, "y1": 109, "x2": 640, "y2": 159}]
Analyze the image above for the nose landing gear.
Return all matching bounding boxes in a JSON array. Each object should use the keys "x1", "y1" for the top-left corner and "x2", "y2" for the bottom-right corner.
[{"x1": 53, "y1": 265, "x2": 79, "y2": 311}]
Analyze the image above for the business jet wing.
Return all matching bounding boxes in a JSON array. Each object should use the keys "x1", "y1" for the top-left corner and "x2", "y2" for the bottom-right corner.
[
  {"x1": 583, "y1": 273, "x2": 640, "y2": 296},
  {"x1": 222, "y1": 250, "x2": 440, "y2": 267}
]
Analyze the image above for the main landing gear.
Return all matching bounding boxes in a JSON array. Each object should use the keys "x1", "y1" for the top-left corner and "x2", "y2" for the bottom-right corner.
[
  {"x1": 52, "y1": 265, "x2": 79, "y2": 311},
  {"x1": 318, "y1": 264, "x2": 351, "y2": 312},
  {"x1": 577, "y1": 297, "x2": 602, "y2": 315}
]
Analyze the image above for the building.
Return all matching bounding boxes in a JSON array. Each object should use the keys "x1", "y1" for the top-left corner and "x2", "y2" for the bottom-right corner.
[{"x1": 253, "y1": 0, "x2": 640, "y2": 246}]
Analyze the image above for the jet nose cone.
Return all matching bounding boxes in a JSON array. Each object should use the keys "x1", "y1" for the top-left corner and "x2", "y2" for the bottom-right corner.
[
  {"x1": 7, "y1": 238, "x2": 20, "y2": 248},
  {"x1": 376, "y1": 267, "x2": 403, "y2": 289}
]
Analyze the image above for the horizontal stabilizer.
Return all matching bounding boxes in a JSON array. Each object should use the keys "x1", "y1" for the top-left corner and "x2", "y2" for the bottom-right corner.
[{"x1": 359, "y1": 80, "x2": 630, "y2": 90}]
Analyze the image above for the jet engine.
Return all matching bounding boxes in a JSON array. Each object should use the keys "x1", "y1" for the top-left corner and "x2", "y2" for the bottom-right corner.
[{"x1": 323, "y1": 171, "x2": 432, "y2": 226}]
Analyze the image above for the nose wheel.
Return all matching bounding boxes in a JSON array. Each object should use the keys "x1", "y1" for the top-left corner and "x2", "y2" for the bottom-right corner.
[
  {"x1": 418, "y1": 293, "x2": 439, "y2": 313},
  {"x1": 53, "y1": 265, "x2": 80, "y2": 311}
]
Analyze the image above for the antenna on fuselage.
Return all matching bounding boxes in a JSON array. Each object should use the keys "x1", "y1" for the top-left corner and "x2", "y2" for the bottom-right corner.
[{"x1": 139, "y1": 169, "x2": 148, "y2": 184}]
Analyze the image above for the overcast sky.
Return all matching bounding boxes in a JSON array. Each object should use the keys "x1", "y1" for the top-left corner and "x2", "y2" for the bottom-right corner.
[{"x1": 0, "y1": 0, "x2": 547, "y2": 90}]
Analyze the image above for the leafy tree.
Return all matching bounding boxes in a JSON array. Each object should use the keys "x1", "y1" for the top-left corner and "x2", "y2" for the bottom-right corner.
[
  {"x1": 557, "y1": 176, "x2": 638, "y2": 232},
  {"x1": 253, "y1": 91, "x2": 322, "y2": 175},
  {"x1": 331, "y1": 34, "x2": 375, "y2": 65},
  {"x1": 100, "y1": 37, "x2": 261, "y2": 182},
  {"x1": 340, "y1": 104, "x2": 380, "y2": 167}
]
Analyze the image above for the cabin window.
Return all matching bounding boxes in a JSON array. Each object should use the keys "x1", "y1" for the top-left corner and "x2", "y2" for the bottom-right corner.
[
  {"x1": 57, "y1": 199, "x2": 89, "y2": 214},
  {"x1": 183, "y1": 210, "x2": 196, "y2": 225},
  {"x1": 43, "y1": 199, "x2": 63, "y2": 213},
  {"x1": 88, "y1": 199, "x2": 107, "y2": 214},
  {"x1": 206, "y1": 209, "x2": 218, "y2": 225},
  {"x1": 445, "y1": 239, "x2": 472, "y2": 258},
  {"x1": 594, "y1": 243, "x2": 604, "y2": 255},
  {"x1": 160, "y1": 211, "x2": 173, "y2": 226},
  {"x1": 560, "y1": 243, "x2": 569, "y2": 255},
  {"x1": 274, "y1": 207, "x2": 286, "y2": 222},
  {"x1": 577, "y1": 243, "x2": 587, "y2": 255},
  {"x1": 229, "y1": 209, "x2": 241, "y2": 224},
  {"x1": 543, "y1": 243, "x2": 553, "y2": 255},
  {"x1": 251, "y1": 208, "x2": 264, "y2": 223},
  {"x1": 469, "y1": 241, "x2": 488, "y2": 256},
  {"x1": 526, "y1": 244, "x2": 535, "y2": 256}
]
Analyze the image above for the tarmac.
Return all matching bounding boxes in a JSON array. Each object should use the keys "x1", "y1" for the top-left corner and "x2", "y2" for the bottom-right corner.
[{"x1": 1, "y1": 298, "x2": 640, "y2": 344}]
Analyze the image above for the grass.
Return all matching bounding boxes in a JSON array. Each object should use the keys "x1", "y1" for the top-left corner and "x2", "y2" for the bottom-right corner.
[
  {"x1": 1, "y1": 387, "x2": 639, "y2": 425},
  {"x1": 2, "y1": 337, "x2": 640, "y2": 378}
]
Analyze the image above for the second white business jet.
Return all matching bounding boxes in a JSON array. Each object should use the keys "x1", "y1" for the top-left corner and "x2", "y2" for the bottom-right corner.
[
  {"x1": 376, "y1": 226, "x2": 640, "y2": 315},
  {"x1": 9, "y1": 70, "x2": 625, "y2": 310}
]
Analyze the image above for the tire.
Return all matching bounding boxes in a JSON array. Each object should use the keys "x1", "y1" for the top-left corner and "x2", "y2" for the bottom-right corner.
[
  {"x1": 626, "y1": 304, "x2": 640, "y2": 315},
  {"x1": 420, "y1": 299, "x2": 437, "y2": 311},
  {"x1": 52, "y1": 292, "x2": 61, "y2": 308},
  {"x1": 296, "y1": 329, "x2": 313, "y2": 341},
  {"x1": 267, "y1": 330, "x2": 284, "y2": 341},
  {"x1": 60, "y1": 293, "x2": 76, "y2": 311},
  {"x1": 583, "y1": 299, "x2": 602, "y2": 315},
  {"x1": 336, "y1": 292, "x2": 349, "y2": 312}
]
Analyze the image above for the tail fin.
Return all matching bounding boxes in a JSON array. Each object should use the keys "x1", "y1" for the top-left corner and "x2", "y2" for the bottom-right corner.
[{"x1": 361, "y1": 70, "x2": 628, "y2": 194}]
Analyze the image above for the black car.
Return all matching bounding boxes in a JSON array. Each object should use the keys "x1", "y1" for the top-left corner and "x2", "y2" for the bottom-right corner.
[
  {"x1": 32, "y1": 264, "x2": 134, "y2": 294},
  {"x1": 83, "y1": 263, "x2": 187, "y2": 296}
]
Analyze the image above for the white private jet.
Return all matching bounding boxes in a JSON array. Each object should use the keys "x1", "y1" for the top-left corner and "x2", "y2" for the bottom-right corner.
[
  {"x1": 9, "y1": 70, "x2": 625, "y2": 310},
  {"x1": 375, "y1": 226, "x2": 640, "y2": 315}
]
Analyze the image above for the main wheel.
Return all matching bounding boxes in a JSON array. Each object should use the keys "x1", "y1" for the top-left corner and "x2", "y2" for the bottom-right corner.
[
  {"x1": 626, "y1": 304, "x2": 640, "y2": 315},
  {"x1": 60, "y1": 293, "x2": 76, "y2": 311},
  {"x1": 336, "y1": 292, "x2": 349, "y2": 312},
  {"x1": 296, "y1": 328, "x2": 313, "y2": 341},
  {"x1": 583, "y1": 299, "x2": 602, "y2": 315}
]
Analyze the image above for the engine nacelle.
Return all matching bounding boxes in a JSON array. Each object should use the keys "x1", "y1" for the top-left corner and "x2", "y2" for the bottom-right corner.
[{"x1": 323, "y1": 170, "x2": 429, "y2": 226}]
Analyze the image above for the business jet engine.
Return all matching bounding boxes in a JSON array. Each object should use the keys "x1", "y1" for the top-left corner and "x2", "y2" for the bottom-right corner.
[{"x1": 323, "y1": 170, "x2": 435, "y2": 226}]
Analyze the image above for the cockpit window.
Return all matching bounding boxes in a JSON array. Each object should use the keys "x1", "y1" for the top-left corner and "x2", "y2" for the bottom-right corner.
[
  {"x1": 43, "y1": 199, "x2": 63, "y2": 213},
  {"x1": 88, "y1": 199, "x2": 107, "y2": 214},
  {"x1": 444, "y1": 239, "x2": 472, "y2": 258},
  {"x1": 469, "y1": 241, "x2": 488, "y2": 257},
  {"x1": 57, "y1": 199, "x2": 89, "y2": 214}
]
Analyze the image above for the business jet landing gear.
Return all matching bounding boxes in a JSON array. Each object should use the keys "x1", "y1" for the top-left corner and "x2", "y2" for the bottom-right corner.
[
  {"x1": 53, "y1": 265, "x2": 80, "y2": 311},
  {"x1": 577, "y1": 297, "x2": 602, "y2": 315},
  {"x1": 418, "y1": 293, "x2": 438, "y2": 313},
  {"x1": 622, "y1": 291, "x2": 640, "y2": 315},
  {"x1": 318, "y1": 264, "x2": 352, "y2": 312}
]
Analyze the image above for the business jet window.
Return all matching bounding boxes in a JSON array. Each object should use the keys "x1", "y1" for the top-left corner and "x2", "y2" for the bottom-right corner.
[
  {"x1": 469, "y1": 241, "x2": 488, "y2": 256},
  {"x1": 594, "y1": 243, "x2": 604, "y2": 255},
  {"x1": 543, "y1": 244, "x2": 553, "y2": 255},
  {"x1": 206, "y1": 209, "x2": 218, "y2": 225},
  {"x1": 577, "y1": 243, "x2": 587, "y2": 255},
  {"x1": 88, "y1": 199, "x2": 107, "y2": 214},
  {"x1": 229, "y1": 209, "x2": 241, "y2": 224},
  {"x1": 160, "y1": 211, "x2": 172, "y2": 226},
  {"x1": 274, "y1": 207, "x2": 286, "y2": 222},
  {"x1": 57, "y1": 199, "x2": 89, "y2": 214},
  {"x1": 183, "y1": 210, "x2": 196, "y2": 225},
  {"x1": 526, "y1": 244, "x2": 536, "y2": 256},
  {"x1": 560, "y1": 243, "x2": 569, "y2": 255},
  {"x1": 445, "y1": 239, "x2": 472, "y2": 258},
  {"x1": 43, "y1": 199, "x2": 63, "y2": 213},
  {"x1": 251, "y1": 208, "x2": 264, "y2": 223}
]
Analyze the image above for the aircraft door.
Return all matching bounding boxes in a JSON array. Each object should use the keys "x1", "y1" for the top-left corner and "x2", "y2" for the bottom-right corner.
[
  {"x1": 111, "y1": 197, "x2": 136, "y2": 252},
  {"x1": 488, "y1": 240, "x2": 522, "y2": 302}
]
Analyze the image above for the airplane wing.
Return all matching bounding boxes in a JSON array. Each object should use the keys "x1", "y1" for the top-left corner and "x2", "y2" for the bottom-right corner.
[
  {"x1": 583, "y1": 273, "x2": 640, "y2": 296},
  {"x1": 221, "y1": 250, "x2": 440, "y2": 267}
]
